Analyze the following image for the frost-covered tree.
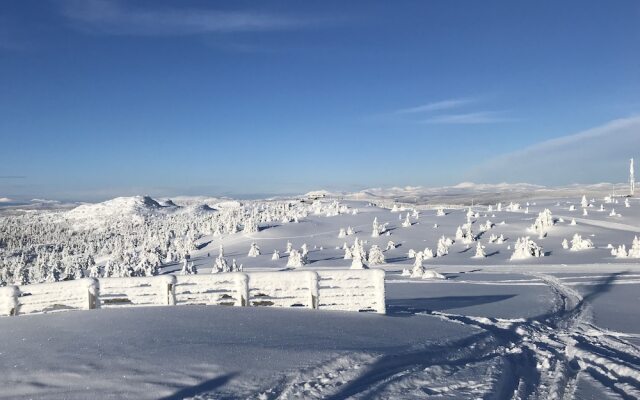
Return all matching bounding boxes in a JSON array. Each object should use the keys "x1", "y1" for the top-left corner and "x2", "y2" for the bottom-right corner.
[
  {"x1": 612, "y1": 245, "x2": 628, "y2": 258},
  {"x1": 410, "y1": 251, "x2": 425, "y2": 278},
  {"x1": 350, "y1": 238, "x2": 368, "y2": 270},
  {"x1": 510, "y1": 237, "x2": 544, "y2": 260},
  {"x1": 401, "y1": 213, "x2": 412, "y2": 228},
  {"x1": 338, "y1": 228, "x2": 346, "y2": 238},
  {"x1": 529, "y1": 209, "x2": 554, "y2": 238},
  {"x1": 570, "y1": 234, "x2": 593, "y2": 251},
  {"x1": 386, "y1": 241, "x2": 396, "y2": 250},
  {"x1": 231, "y1": 259, "x2": 242, "y2": 272},
  {"x1": 271, "y1": 250, "x2": 280, "y2": 260},
  {"x1": 247, "y1": 242, "x2": 261, "y2": 257},
  {"x1": 181, "y1": 261, "x2": 197, "y2": 275},
  {"x1": 368, "y1": 245, "x2": 385, "y2": 265},
  {"x1": 436, "y1": 237, "x2": 449, "y2": 257},
  {"x1": 371, "y1": 217, "x2": 381, "y2": 237},
  {"x1": 627, "y1": 236, "x2": 640, "y2": 258},
  {"x1": 285, "y1": 241, "x2": 293, "y2": 254},
  {"x1": 581, "y1": 195, "x2": 589, "y2": 208},
  {"x1": 213, "y1": 254, "x2": 228, "y2": 273},
  {"x1": 287, "y1": 249, "x2": 303, "y2": 268},
  {"x1": 472, "y1": 243, "x2": 486, "y2": 258}
]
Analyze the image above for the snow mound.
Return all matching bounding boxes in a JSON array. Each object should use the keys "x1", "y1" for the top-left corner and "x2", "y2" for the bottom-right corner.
[{"x1": 422, "y1": 270, "x2": 446, "y2": 280}]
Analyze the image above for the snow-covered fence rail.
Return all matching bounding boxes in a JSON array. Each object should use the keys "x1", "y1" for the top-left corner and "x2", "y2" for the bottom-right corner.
[
  {"x1": 8, "y1": 278, "x2": 99, "y2": 315},
  {"x1": 0, "y1": 269, "x2": 385, "y2": 317},
  {"x1": 99, "y1": 275, "x2": 175, "y2": 308},
  {"x1": 317, "y1": 269, "x2": 385, "y2": 313},
  {"x1": 248, "y1": 271, "x2": 318, "y2": 308},
  {"x1": 174, "y1": 273, "x2": 248, "y2": 307}
]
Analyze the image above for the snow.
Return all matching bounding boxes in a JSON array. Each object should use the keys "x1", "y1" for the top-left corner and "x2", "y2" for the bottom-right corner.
[{"x1": 2, "y1": 190, "x2": 640, "y2": 398}]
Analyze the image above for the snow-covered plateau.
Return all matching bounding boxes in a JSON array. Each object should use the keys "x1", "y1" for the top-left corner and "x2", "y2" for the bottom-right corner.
[{"x1": 1, "y1": 185, "x2": 640, "y2": 399}]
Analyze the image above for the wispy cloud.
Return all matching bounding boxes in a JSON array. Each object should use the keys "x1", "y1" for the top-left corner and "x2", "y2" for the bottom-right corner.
[
  {"x1": 468, "y1": 115, "x2": 640, "y2": 185},
  {"x1": 422, "y1": 111, "x2": 513, "y2": 125},
  {"x1": 384, "y1": 96, "x2": 512, "y2": 125},
  {"x1": 394, "y1": 98, "x2": 475, "y2": 114},
  {"x1": 59, "y1": 0, "x2": 315, "y2": 36}
]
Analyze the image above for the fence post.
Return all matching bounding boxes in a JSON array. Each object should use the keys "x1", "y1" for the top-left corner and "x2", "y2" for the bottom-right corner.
[
  {"x1": 161, "y1": 275, "x2": 177, "y2": 305},
  {"x1": 236, "y1": 273, "x2": 249, "y2": 307},
  {"x1": 87, "y1": 278, "x2": 100, "y2": 310},
  {"x1": 373, "y1": 269, "x2": 386, "y2": 314},
  {"x1": 0, "y1": 285, "x2": 20, "y2": 316},
  {"x1": 308, "y1": 271, "x2": 319, "y2": 309}
]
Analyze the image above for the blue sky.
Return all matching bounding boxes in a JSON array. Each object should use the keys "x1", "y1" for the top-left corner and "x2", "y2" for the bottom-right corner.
[{"x1": 1, "y1": 0, "x2": 639, "y2": 201}]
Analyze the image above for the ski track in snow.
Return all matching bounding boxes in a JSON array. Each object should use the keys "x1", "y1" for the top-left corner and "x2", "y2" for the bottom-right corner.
[{"x1": 260, "y1": 273, "x2": 640, "y2": 399}]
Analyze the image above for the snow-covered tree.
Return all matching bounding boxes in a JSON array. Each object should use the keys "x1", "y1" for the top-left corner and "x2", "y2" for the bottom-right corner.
[
  {"x1": 510, "y1": 237, "x2": 544, "y2": 260},
  {"x1": 287, "y1": 249, "x2": 304, "y2": 268},
  {"x1": 570, "y1": 234, "x2": 593, "y2": 251},
  {"x1": 410, "y1": 251, "x2": 425, "y2": 278},
  {"x1": 401, "y1": 213, "x2": 412, "y2": 228},
  {"x1": 529, "y1": 209, "x2": 554, "y2": 238},
  {"x1": 271, "y1": 250, "x2": 280, "y2": 260},
  {"x1": 368, "y1": 245, "x2": 385, "y2": 265},
  {"x1": 581, "y1": 195, "x2": 589, "y2": 208},
  {"x1": 472, "y1": 243, "x2": 486, "y2": 258},
  {"x1": 247, "y1": 242, "x2": 261, "y2": 257},
  {"x1": 350, "y1": 238, "x2": 368, "y2": 270}
]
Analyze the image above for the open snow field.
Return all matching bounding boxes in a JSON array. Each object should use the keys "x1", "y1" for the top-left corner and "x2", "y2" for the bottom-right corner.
[{"x1": 1, "y1": 190, "x2": 640, "y2": 399}]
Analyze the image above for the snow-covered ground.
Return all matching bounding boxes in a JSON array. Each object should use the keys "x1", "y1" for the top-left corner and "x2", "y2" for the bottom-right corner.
[{"x1": 1, "y1": 187, "x2": 640, "y2": 398}]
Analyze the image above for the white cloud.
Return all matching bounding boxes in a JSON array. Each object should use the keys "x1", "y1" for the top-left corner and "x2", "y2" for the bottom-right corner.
[
  {"x1": 394, "y1": 98, "x2": 475, "y2": 114},
  {"x1": 421, "y1": 111, "x2": 512, "y2": 125},
  {"x1": 469, "y1": 116, "x2": 640, "y2": 185},
  {"x1": 60, "y1": 0, "x2": 313, "y2": 36},
  {"x1": 0, "y1": 197, "x2": 13, "y2": 203}
]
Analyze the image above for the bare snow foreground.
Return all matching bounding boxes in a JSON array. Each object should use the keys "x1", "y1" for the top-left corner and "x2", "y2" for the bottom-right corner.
[{"x1": 0, "y1": 269, "x2": 639, "y2": 399}]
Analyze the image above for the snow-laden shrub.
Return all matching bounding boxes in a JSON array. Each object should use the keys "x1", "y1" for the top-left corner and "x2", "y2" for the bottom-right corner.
[
  {"x1": 436, "y1": 207, "x2": 446, "y2": 217},
  {"x1": 479, "y1": 220, "x2": 493, "y2": 232},
  {"x1": 386, "y1": 241, "x2": 396, "y2": 250},
  {"x1": 570, "y1": 234, "x2": 593, "y2": 251},
  {"x1": 422, "y1": 270, "x2": 446, "y2": 280},
  {"x1": 510, "y1": 237, "x2": 544, "y2": 260}
]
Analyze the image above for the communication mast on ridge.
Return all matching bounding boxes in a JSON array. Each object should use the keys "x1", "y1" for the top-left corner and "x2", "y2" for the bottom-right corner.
[{"x1": 631, "y1": 158, "x2": 636, "y2": 197}]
